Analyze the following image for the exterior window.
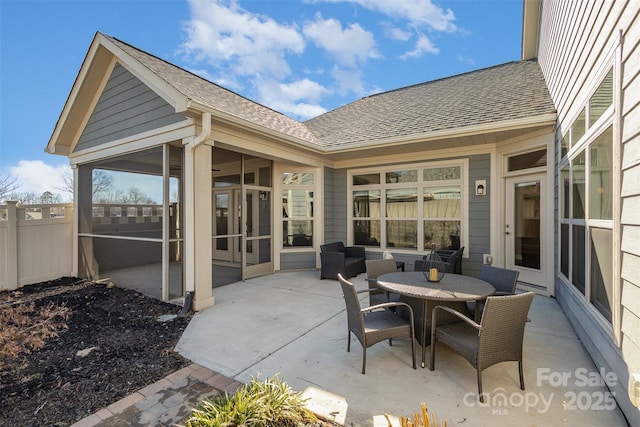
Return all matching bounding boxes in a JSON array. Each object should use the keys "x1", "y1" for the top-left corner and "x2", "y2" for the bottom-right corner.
[
  {"x1": 558, "y1": 67, "x2": 615, "y2": 324},
  {"x1": 572, "y1": 152, "x2": 586, "y2": 219},
  {"x1": 282, "y1": 172, "x2": 314, "y2": 248},
  {"x1": 589, "y1": 128, "x2": 613, "y2": 220},
  {"x1": 590, "y1": 227, "x2": 613, "y2": 321},
  {"x1": 423, "y1": 186, "x2": 460, "y2": 250},
  {"x1": 354, "y1": 190, "x2": 381, "y2": 246},
  {"x1": 508, "y1": 149, "x2": 547, "y2": 172},
  {"x1": 350, "y1": 162, "x2": 465, "y2": 252},
  {"x1": 386, "y1": 188, "x2": 417, "y2": 249},
  {"x1": 589, "y1": 70, "x2": 613, "y2": 126},
  {"x1": 571, "y1": 108, "x2": 586, "y2": 144}
]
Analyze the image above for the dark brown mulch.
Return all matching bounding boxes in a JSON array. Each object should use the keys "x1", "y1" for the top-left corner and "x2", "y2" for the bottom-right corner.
[{"x1": 0, "y1": 277, "x2": 192, "y2": 427}]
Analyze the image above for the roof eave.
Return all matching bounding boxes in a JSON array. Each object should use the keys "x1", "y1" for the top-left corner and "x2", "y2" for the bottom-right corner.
[
  {"x1": 522, "y1": 0, "x2": 542, "y2": 60},
  {"x1": 186, "y1": 99, "x2": 325, "y2": 153},
  {"x1": 323, "y1": 113, "x2": 558, "y2": 153}
]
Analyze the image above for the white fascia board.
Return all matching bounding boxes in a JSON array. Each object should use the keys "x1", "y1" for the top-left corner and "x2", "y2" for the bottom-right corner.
[
  {"x1": 521, "y1": 0, "x2": 542, "y2": 60},
  {"x1": 68, "y1": 121, "x2": 196, "y2": 166},
  {"x1": 46, "y1": 33, "x2": 105, "y2": 155},
  {"x1": 323, "y1": 113, "x2": 558, "y2": 154}
]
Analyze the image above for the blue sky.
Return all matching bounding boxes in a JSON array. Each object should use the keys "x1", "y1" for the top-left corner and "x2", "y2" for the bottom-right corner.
[{"x1": 0, "y1": 0, "x2": 523, "y2": 200}]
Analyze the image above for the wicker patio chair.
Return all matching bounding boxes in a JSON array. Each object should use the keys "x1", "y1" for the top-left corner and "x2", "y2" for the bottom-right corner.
[
  {"x1": 430, "y1": 292, "x2": 535, "y2": 401},
  {"x1": 468, "y1": 265, "x2": 520, "y2": 314},
  {"x1": 365, "y1": 259, "x2": 400, "y2": 306},
  {"x1": 434, "y1": 246, "x2": 465, "y2": 274},
  {"x1": 338, "y1": 274, "x2": 416, "y2": 374}
]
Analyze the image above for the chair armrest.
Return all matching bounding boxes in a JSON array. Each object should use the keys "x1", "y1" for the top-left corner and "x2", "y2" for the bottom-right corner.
[
  {"x1": 362, "y1": 301, "x2": 415, "y2": 324},
  {"x1": 431, "y1": 305, "x2": 480, "y2": 331},
  {"x1": 345, "y1": 246, "x2": 365, "y2": 258},
  {"x1": 321, "y1": 251, "x2": 346, "y2": 261}
]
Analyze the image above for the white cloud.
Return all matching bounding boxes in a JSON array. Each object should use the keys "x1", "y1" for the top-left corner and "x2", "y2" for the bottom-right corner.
[
  {"x1": 8, "y1": 160, "x2": 70, "y2": 200},
  {"x1": 331, "y1": 66, "x2": 365, "y2": 95},
  {"x1": 181, "y1": 0, "x2": 305, "y2": 79},
  {"x1": 256, "y1": 78, "x2": 329, "y2": 119},
  {"x1": 458, "y1": 55, "x2": 476, "y2": 66},
  {"x1": 303, "y1": 15, "x2": 379, "y2": 67},
  {"x1": 400, "y1": 34, "x2": 439, "y2": 59},
  {"x1": 384, "y1": 25, "x2": 412, "y2": 42},
  {"x1": 320, "y1": 0, "x2": 458, "y2": 32}
]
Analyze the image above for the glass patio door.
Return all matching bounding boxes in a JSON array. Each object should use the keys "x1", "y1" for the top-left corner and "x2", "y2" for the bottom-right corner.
[
  {"x1": 243, "y1": 187, "x2": 272, "y2": 278},
  {"x1": 212, "y1": 189, "x2": 242, "y2": 263},
  {"x1": 505, "y1": 173, "x2": 546, "y2": 287}
]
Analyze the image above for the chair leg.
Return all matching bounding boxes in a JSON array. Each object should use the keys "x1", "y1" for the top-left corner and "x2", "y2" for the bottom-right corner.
[
  {"x1": 411, "y1": 337, "x2": 416, "y2": 370},
  {"x1": 478, "y1": 370, "x2": 484, "y2": 402},
  {"x1": 519, "y1": 361, "x2": 525, "y2": 390},
  {"x1": 429, "y1": 340, "x2": 435, "y2": 371},
  {"x1": 347, "y1": 331, "x2": 351, "y2": 352},
  {"x1": 362, "y1": 347, "x2": 367, "y2": 374}
]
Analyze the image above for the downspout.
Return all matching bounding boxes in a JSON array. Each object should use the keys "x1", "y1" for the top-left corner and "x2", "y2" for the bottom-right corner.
[{"x1": 179, "y1": 112, "x2": 211, "y2": 317}]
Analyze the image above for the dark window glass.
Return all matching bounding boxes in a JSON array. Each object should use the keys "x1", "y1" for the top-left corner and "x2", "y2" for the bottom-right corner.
[
  {"x1": 353, "y1": 220, "x2": 380, "y2": 246},
  {"x1": 589, "y1": 227, "x2": 613, "y2": 322},
  {"x1": 353, "y1": 174, "x2": 380, "y2": 185},
  {"x1": 560, "y1": 224, "x2": 569, "y2": 277},
  {"x1": 572, "y1": 152, "x2": 586, "y2": 219},
  {"x1": 572, "y1": 225, "x2": 586, "y2": 293},
  {"x1": 508, "y1": 149, "x2": 547, "y2": 172}
]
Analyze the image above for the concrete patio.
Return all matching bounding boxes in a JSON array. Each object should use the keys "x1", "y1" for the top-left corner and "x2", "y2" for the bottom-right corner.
[{"x1": 175, "y1": 270, "x2": 628, "y2": 426}]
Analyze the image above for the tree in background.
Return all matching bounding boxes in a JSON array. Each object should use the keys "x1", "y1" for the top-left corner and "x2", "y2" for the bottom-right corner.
[{"x1": 0, "y1": 174, "x2": 21, "y2": 202}]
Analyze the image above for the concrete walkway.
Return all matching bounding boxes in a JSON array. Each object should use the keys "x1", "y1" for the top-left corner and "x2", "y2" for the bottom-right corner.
[{"x1": 174, "y1": 270, "x2": 628, "y2": 426}]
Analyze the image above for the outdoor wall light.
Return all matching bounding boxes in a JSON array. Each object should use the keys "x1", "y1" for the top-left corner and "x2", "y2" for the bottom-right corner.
[{"x1": 475, "y1": 180, "x2": 487, "y2": 196}]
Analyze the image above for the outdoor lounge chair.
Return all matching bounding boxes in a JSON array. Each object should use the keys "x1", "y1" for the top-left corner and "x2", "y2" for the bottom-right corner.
[
  {"x1": 320, "y1": 241, "x2": 366, "y2": 279},
  {"x1": 338, "y1": 274, "x2": 416, "y2": 374},
  {"x1": 365, "y1": 259, "x2": 400, "y2": 306},
  {"x1": 430, "y1": 291, "x2": 535, "y2": 401},
  {"x1": 467, "y1": 264, "x2": 520, "y2": 314}
]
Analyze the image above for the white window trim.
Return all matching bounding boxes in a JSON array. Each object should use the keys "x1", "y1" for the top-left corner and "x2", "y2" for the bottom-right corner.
[
  {"x1": 556, "y1": 32, "x2": 621, "y2": 343},
  {"x1": 275, "y1": 165, "x2": 321, "y2": 254},
  {"x1": 347, "y1": 159, "x2": 469, "y2": 255}
]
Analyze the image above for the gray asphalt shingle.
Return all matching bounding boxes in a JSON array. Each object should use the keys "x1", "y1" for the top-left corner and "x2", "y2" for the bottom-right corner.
[{"x1": 106, "y1": 34, "x2": 555, "y2": 149}]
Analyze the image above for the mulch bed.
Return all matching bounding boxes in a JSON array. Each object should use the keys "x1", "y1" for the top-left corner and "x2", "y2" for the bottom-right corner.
[{"x1": 0, "y1": 277, "x2": 192, "y2": 426}]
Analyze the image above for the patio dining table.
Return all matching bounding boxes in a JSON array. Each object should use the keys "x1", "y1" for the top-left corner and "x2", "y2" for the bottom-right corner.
[{"x1": 377, "y1": 271, "x2": 495, "y2": 367}]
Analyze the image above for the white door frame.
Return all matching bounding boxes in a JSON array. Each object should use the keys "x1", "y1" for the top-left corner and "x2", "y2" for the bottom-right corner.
[
  {"x1": 505, "y1": 173, "x2": 547, "y2": 288},
  {"x1": 497, "y1": 133, "x2": 555, "y2": 296}
]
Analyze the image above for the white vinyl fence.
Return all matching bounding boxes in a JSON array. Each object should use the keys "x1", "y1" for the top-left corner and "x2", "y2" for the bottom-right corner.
[{"x1": 0, "y1": 201, "x2": 74, "y2": 291}]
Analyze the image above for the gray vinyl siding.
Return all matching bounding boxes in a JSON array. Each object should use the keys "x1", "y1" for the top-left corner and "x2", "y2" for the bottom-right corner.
[
  {"x1": 324, "y1": 167, "x2": 349, "y2": 245},
  {"x1": 74, "y1": 63, "x2": 186, "y2": 152},
  {"x1": 539, "y1": 0, "x2": 640, "y2": 422},
  {"x1": 279, "y1": 252, "x2": 316, "y2": 270}
]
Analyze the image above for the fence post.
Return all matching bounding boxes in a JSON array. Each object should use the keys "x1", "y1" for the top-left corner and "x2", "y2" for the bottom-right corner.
[{"x1": 6, "y1": 201, "x2": 18, "y2": 290}]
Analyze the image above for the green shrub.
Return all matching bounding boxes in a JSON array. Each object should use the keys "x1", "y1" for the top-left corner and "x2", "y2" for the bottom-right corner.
[{"x1": 184, "y1": 374, "x2": 319, "y2": 427}]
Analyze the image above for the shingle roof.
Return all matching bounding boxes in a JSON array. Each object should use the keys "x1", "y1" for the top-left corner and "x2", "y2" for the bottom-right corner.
[
  {"x1": 106, "y1": 35, "x2": 322, "y2": 146},
  {"x1": 106, "y1": 33, "x2": 554, "y2": 150},
  {"x1": 304, "y1": 60, "x2": 556, "y2": 147}
]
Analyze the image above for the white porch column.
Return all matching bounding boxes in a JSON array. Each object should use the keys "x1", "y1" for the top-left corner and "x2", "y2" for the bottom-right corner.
[{"x1": 185, "y1": 142, "x2": 214, "y2": 311}]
